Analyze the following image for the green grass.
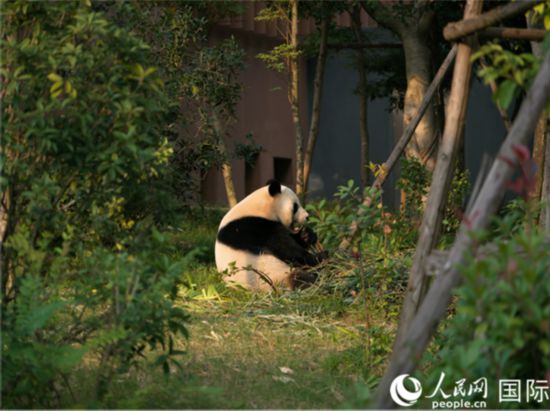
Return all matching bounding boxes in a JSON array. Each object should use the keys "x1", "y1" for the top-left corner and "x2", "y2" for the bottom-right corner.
[{"x1": 68, "y1": 208, "x2": 402, "y2": 409}]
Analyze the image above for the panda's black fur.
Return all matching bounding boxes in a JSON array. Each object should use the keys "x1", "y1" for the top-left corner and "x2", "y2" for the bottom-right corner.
[{"x1": 217, "y1": 217, "x2": 322, "y2": 267}]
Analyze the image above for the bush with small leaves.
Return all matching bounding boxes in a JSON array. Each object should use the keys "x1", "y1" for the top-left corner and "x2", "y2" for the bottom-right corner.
[
  {"x1": 1, "y1": 2, "x2": 192, "y2": 407},
  {"x1": 420, "y1": 227, "x2": 550, "y2": 408}
]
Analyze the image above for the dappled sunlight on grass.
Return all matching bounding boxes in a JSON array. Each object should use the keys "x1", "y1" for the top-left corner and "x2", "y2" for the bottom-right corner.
[
  {"x1": 65, "y1": 206, "x2": 407, "y2": 408},
  {"x1": 172, "y1": 272, "x2": 399, "y2": 408}
]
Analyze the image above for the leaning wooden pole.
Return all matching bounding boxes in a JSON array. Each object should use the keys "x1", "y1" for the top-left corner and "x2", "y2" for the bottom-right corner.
[
  {"x1": 372, "y1": 45, "x2": 458, "y2": 191},
  {"x1": 392, "y1": 0, "x2": 483, "y2": 353},
  {"x1": 443, "y1": 0, "x2": 542, "y2": 41},
  {"x1": 337, "y1": 45, "x2": 457, "y2": 250},
  {"x1": 372, "y1": 40, "x2": 550, "y2": 410},
  {"x1": 479, "y1": 26, "x2": 546, "y2": 42}
]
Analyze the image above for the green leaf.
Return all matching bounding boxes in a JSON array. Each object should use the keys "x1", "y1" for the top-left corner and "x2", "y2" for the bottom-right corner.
[
  {"x1": 50, "y1": 81, "x2": 63, "y2": 94},
  {"x1": 21, "y1": 301, "x2": 66, "y2": 335},
  {"x1": 47, "y1": 72, "x2": 63, "y2": 82},
  {"x1": 494, "y1": 79, "x2": 517, "y2": 109},
  {"x1": 543, "y1": 33, "x2": 550, "y2": 55}
]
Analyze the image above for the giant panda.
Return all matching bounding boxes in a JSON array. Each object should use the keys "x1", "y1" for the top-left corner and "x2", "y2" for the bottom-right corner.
[{"x1": 215, "y1": 180, "x2": 324, "y2": 291}]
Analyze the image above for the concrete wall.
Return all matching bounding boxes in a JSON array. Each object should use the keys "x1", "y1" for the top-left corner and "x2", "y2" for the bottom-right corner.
[
  {"x1": 203, "y1": 6, "x2": 508, "y2": 208},
  {"x1": 308, "y1": 42, "x2": 508, "y2": 209},
  {"x1": 307, "y1": 49, "x2": 402, "y2": 208},
  {"x1": 201, "y1": 28, "x2": 308, "y2": 206},
  {"x1": 464, "y1": 79, "x2": 508, "y2": 188}
]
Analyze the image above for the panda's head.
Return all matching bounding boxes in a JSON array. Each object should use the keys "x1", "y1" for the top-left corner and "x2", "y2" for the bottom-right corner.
[{"x1": 267, "y1": 180, "x2": 308, "y2": 230}]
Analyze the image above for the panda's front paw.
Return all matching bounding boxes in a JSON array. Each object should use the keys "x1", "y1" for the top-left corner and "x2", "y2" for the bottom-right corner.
[
  {"x1": 316, "y1": 250, "x2": 329, "y2": 262},
  {"x1": 299, "y1": 226, "x2": 318, "y2": 247}
]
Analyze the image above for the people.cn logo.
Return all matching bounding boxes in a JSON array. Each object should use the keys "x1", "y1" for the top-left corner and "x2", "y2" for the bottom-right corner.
[{"x1": 390, "y1": 374, "x2": 423, "y2": 407}]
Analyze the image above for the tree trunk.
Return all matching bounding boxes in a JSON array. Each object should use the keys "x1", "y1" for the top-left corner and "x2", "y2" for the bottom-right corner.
[
  {"x1": 303, "y1": 10, "x2": 329, "y2": 196},
  {"x1": 361, "y1": 1, "x2": 437, "y2": 171},
  {"x1": 360, "y1": 1, "x2": 438, "y2": 207},
  {"x1": 212, "y1": 110, "x2": 237, "y2": 208},
  {"x1": 288, "y1": 0, "x2": 305, "y2": 200},
  {"x1": 392, "y1": 0, "x2": 482, "y2": 354},
  {"x1": 350, "y1": 4, "x2": 370, "y2": 191},
  {"x1": 372, "y1": 39, "x2": 550, "y2": 408},
  {"x1": 337, "y1": 45, "x2": 458, "y2": 251},
  {"x1": 371, "y1": 45, "x2": 457, "y2": 191},
  {"x1": 401, "y1": 33, "x2": 438, "y2": 171}
]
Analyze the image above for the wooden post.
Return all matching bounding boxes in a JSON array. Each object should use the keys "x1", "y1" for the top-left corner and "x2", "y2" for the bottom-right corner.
[
  {"x1": 371, "y1": 43, "x2": 550, "y2": 409},
  {"x1": 479, "y1": 27, "x2": 546, "y2": 42},
  {"x1": 527, "y1": 13, "x2": 550, "y2": 225},
  {"x1": 393, "y1": 0, "x2": 483, "y2": 367}
]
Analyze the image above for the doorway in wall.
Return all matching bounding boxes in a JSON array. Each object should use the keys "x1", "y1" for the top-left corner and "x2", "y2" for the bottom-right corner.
[{"x1": 273, "y1": 157, "x2": 292, "y2": 187}]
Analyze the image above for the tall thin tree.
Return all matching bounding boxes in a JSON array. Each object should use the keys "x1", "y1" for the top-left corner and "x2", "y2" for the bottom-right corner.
[{"x1": 303, "y1": 3, "x2": 330, "y2": 195}]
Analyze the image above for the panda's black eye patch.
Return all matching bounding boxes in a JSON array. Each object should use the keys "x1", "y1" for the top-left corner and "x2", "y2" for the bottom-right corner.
[{"x1": 293, "y1": 202, "x2": 298, "y2": 214}]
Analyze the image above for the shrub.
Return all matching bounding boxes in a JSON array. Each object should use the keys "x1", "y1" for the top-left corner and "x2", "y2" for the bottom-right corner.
[
  {"x1": 306, "y1": 180, "x2": 385, "y2": 251},
  {"x1": 396, "y1": 158, "x2": 429, "y2": 223},
  {"x1": 396, "y1": 158, "x2": 470, "y2": 243},
  {"x1": 421, "y1": 228, "x2": 550, "y2": 408},
  {"x1": 306, "y1": 181, "x2": 410, "y2": 316},
  {"x1": 1, "y1": 2, "x2": 191, "y2": 406}
]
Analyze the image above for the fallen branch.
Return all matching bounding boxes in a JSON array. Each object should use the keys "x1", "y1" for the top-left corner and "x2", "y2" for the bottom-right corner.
[
  {"x1": 371, "y1": 34, "x2": 550, "y2": 409},
  {"x1": 443, "y1": 0, "x2": 542, "y2": 42}
]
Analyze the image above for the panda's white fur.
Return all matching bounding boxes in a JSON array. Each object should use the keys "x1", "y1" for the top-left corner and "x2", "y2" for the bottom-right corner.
[{"x1": 215, "y1": 182, "x2": 309, "y2": 291}]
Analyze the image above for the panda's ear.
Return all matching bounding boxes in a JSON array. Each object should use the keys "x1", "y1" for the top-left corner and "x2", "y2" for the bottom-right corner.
[{"x1": 266, "y1": 179, "x2": 281, "y2": 196}]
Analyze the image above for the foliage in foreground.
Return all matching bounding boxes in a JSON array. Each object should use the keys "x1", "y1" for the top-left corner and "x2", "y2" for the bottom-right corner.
[
  {"x1": 1, "y1": 2, "x2": 191, "y2": 407},
  {"x1": 419, "y1": 226, "x2": 550, "y2": 409}
]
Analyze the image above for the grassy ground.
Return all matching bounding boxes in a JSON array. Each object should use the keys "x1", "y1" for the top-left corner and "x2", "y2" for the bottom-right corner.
[{"x1": 90, "y1": 208, "x2": 405, "y2": 409}]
